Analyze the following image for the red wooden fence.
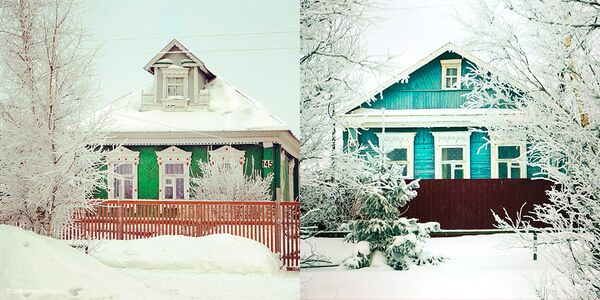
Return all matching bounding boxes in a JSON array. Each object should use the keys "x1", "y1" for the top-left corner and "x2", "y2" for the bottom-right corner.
[
  {"x1": 404, "y1": 179, "x2": 553, "y2": 229},
  {"x1": 63, "y1": 200, "x2": 300, "y2": 271}
]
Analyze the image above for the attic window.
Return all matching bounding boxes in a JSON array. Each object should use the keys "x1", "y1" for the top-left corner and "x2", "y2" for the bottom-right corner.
[
  {"x1": 167, "y1": 77, "x2": 184, "y2": 97},
  {"x1": 441, "y1": 59, "x2": 462, "y2": 90}
]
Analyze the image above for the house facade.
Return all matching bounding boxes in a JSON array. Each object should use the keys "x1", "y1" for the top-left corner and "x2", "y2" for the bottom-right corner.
[
  {"x1": 96, "y1": 39, "x2": 299, "y2": 202},
  {"x1": 339, "y1": 43, "x2": 538, "y2": 181},
  {"x1": 338, "y1": 43, "x2": 550, "y2": 229}
]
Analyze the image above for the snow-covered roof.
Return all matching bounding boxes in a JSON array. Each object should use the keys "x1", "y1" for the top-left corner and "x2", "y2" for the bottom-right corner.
[
  {"x1": 103, "y1": 78, "x2": 291, "y2": 133},
  {"x1": 98, "y1": 77, "x2": 299, "y2": 158},
  {"x1": 339, "y1": 42, "x2": 526, "y2": 115}
]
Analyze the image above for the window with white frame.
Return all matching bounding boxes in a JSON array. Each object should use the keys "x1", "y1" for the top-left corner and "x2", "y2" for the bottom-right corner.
[
  {"x1": 432, "y1": 131, "x2": 471, "y2": 179},
  {"x1": 441, "y1": 147, "x2": 465, "y2": 179},
  {"x1": 441, "y1": 59, "x2": 462, "y2": 90},
  {"x1": 376, "y1": 132, "x2": 416, "y2": 178},
  {"x1": 491, "y1": 136, "x2": 527, "y2": 179},
  {"x1": 157, "y1": 146, "x2": 191, "y2": 200},
  {"x1": 166, "y1": 77, "x2": 184, "y2": 98},
  {"x1": 106, "y1": 146, "x2": 139, "y2": 199}
]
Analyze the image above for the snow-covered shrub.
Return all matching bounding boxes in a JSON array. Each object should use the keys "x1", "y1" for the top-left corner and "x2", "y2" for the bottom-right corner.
[
  {"x1": 464, "y1": 0, "x2": 600, "y2": 297},
  {"x1": 343, "y1": 155, "x2": 443, "y2": 270},
  {"x1": 191, "y1": 160, "x2": 273, "y2": 201},
  {"x1": 0, "y1": 0, "x2": 108, "y2": 237}
]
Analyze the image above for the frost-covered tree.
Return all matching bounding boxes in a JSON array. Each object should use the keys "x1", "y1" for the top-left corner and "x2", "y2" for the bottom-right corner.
[
  {"x1": 464, "y1": 0, "x2": 600, "y2": 298},
  {"x1": 342, "y1": 152, "x2": 442, "y2": 270},
  {"x1": 300, "y1": 0, "x2": 392, "y2": 228},
  {"x1": 192, "y1": 160, "x2": 273, "y2": 201},
  {"x1": 0, "y1": 0, "x2": 108, "y2": 237}
]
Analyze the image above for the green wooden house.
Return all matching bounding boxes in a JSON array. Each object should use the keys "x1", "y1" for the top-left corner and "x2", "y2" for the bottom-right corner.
[
  {"x1": 338, "y1": 42, "x2": 536, "y2": 180},
  {"x1": 97, "y1": 39, "x2": 299, "y2": 201}
]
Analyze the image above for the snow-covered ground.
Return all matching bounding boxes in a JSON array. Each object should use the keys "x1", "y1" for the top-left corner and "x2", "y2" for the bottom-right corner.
[
  {"x1": 0, "y1": 225, "x2": 298, "y2": 300},
  {"x1": 301, "y1": 234, "x2": 560, "y2": 300}
]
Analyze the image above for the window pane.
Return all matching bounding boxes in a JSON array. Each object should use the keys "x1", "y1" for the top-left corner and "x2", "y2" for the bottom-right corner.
[
  {"x1": 165, "y1": 163, "x2": 184, "y2": 175},
  {"x1": 398, "y1": 163, "x2": 408, "y2": 177},
  {"x1": 446, "y1": 68, "x2": 457, "y2": 76},
  {"x1": 113, "y1": 179, "x2": 121, "y2": 198},
  {"x1": 498, "y1": 146, "x2": 520, "y2": 159},
  {"x1": 387, "y1": 148, "x2": 407, "y2": 161},
  {"x1": 511, "y1": 164, "x2": 521, "y2": 178},
  {"x1": 115, "y1": 164, "x2": 132, "y2": 175},
  {"x1": 454, "y1": 168, "x2": 464, "y2": 179},
  {"x1": 442, "y1": 164, "x2": 451, "y2": 179},
  {"x1": 176, "y1": 178, "x2": 185, "y2": 199},
  {"x1": 498, "y1": 162, "x2": 508, "y2": 178},
  {"x1": 124, "y1": 179, "x2": 133, "y2": 199},
  {"x1": 165, "y1": 186, "x2": 173, "y2": 199},
  {"x1": 442, "y1": 148, "x2": 463, "y2": 161}
]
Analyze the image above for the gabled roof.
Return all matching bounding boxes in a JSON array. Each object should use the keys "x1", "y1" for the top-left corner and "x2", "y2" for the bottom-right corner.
[
  {"x1": 338, "y1": 42, "x2": 525, "y2": 115},
  {"x1": 143, "y1": 38, "x2": 215, "y2": 79}
]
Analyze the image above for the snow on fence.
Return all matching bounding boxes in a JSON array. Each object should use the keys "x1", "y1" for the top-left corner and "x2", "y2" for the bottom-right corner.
[{"x1": 63, "y1": 200, "x2": 300, "y2": 271}]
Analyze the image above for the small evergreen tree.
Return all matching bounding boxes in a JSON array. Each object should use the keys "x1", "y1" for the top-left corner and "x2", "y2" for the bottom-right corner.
[{"x1": 343, "y1": 155, "x2": 443, "y2": 270}]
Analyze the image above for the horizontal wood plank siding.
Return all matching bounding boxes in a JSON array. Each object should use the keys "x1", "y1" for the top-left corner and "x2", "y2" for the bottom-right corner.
[{"x1": 362, "y1": 52, "x2": 474, "y2": 110}]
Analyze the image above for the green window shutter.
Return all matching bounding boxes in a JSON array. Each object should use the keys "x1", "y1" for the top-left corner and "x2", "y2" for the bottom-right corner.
[{"x1": 137, "y1": 148, "x2": 159, "y2": 199}]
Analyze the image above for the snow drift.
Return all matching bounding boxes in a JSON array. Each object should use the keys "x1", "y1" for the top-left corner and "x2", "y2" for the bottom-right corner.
[
  {"x1": 92, "y1": 234, "x2": 282, "y2": 274},
  {"x1": 0, "y1": 225, "x2": 159, "y2": 300}
]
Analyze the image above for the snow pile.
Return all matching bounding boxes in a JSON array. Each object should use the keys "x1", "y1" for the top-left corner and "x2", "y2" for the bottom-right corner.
[
  {"x1": 0, "y1": 225, "x2": 159, "y2": 300},
  {"x1": 92, "y1": 234, "x2": 282, "y2": 274}
]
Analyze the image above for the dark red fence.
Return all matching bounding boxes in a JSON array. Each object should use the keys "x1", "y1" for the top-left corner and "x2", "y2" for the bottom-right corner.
[
  {"x1": 62, "y1": 200, "x2": 300, "y2": 271},
  {"x1": 403, "y1": 179, "x2": 553, "y2": 229}
]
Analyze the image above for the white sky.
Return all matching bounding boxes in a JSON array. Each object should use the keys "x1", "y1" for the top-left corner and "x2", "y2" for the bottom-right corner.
[
  {"x1": 81, "y1": 0, "x2": 299, "y2": 135},
  {"x1": 363, "y1": 0, "x2": 475, "y2": 89}
]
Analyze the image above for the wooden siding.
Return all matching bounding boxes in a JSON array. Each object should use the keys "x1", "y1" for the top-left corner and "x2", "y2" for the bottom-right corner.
[
  {"x1": 362, "y1": 52, "x2": 475, "y2": 110},
  {"x1": 404, "y1": 179, "x2": 552, "y2": 229}
]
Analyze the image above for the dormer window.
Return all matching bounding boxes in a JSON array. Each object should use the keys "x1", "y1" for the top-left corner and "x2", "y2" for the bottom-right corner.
[
  {"x1": 167, "y1": 77, "x2": 184, "y2": 98},
  {"x1": 441, "y1": 59, "x2": 462, "y2": 90}
]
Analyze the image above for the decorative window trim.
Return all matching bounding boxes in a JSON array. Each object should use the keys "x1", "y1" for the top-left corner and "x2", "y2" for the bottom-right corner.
[
  {"x1": 209, "y1": 145, "x2": 246, "y2": 167},
  {"x1": 157, "y1": 146, "x2": 192, "y2": 200},
  {"x1": 432, "y1": 131, "x2": 471, "y2": 179},
  {"x1": 441, "y1": 59, "x2": 462, "y2": 90},
  {"x1": 106, "y1": 146, "x2": 140, "y2": 199},
  {"x1": 375, "y1": 132, "x2": 417, "y2": 178},
  {"x1": 161, "y1": 66, "x2": 189, "y2": 101},
  {"x1": 490, "y1": 134, "x2": 527, "y2": 179}
]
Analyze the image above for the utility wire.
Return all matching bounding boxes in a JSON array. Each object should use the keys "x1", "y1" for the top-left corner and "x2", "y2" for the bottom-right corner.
[
  {"x1": 83, "y1": 30, "x2": 299, "y2": 42},
  {"x1": 94, "y1": 47, "x2": 299, "y2": 57}
]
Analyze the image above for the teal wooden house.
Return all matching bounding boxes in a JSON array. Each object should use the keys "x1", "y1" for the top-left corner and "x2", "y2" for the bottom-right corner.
[
  {"x1": 97, "y1": 39, "x2": 299, "y2": 202},
  {"x1": 339, "y1": 43, "x2": 533, "y2": 181}
]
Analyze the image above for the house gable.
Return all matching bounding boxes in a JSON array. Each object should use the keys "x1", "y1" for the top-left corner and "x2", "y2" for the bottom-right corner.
[{"x1": 361, "y1": 51, "x2": 477, "y2": 111}]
